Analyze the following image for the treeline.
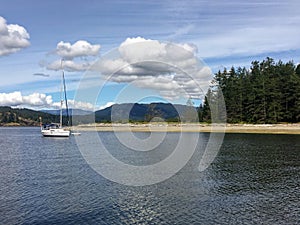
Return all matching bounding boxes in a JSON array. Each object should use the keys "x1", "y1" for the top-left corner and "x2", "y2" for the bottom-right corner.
[
  {"x1": 0, "y1": 107, "x2": 61, "y2": 126},
  {"x1": 200, "y1": 57, "x2": 300, "y2": 123}
]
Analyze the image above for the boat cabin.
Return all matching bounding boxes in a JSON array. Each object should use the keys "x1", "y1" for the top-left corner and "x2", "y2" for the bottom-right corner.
[{"x1": 42, "y1": 123, "x2": 60, "y2": 130}]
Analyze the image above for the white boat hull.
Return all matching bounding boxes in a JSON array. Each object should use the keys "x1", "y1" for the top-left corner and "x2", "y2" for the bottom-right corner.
[
  {"x1": 41, "y1": 128, "x2": 70, "y2": 137},
  {"x1": 40, "y1": 60, "x2": 71, "y2": 138}
]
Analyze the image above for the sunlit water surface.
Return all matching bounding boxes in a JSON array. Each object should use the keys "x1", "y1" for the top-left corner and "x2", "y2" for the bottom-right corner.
[{"x1": 0, "y1": 127, "x2": 299, "y2": 224}]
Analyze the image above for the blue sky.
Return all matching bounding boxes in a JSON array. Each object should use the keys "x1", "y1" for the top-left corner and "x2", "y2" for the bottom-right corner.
[{"x1": 1, "y1": 0, "x2": 300, "y2": 111}]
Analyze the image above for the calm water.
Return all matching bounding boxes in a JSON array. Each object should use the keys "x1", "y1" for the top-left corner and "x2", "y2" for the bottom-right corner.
[{"x1": 0, "y1": 127, "x2": 299, "y2": 224}]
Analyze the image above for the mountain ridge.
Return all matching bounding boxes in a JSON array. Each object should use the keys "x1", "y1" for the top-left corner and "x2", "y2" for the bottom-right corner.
[
  {"x1": 41, "y1": 108, "x2": 92, "y2": 116},
  {"x1": 94, "y1": 103, "x2": 196, "y2": 122},
  {"x1": 0, "y1": 103, "x2": 198, "y2": 126}
]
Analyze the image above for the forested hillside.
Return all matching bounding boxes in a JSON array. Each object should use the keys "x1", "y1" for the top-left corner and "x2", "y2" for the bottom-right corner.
[
  {"x1": 0, "y1": 107, "x2": 59, "y2": 126},
  {"x1": 201, "y1": 58, "x2": 300, "y2": 123},
  {"x1": 93, "y1": 103, "x2": 192, "y2": 123}
]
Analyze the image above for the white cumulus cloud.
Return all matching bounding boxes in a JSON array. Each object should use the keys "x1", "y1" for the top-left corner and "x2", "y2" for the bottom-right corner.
[
  {"x1": 52, "y1": 99, "x2": 95, "y2": 111},
  {"x1": 0, "y1": 92, "x2": 52, "y2": 107},
  {"x1": 56, "y1": 40, "x2": 100, "y2": 59},
  {"x1": 90, "y1": 37, "x2": 211, "y2": 100},
  {"x1": 46, "y1": 59, "x2": 92, "y2": 71},
  {"x1": 0, "y1": 91, "x2": 96, "y2": 111},
  {"x1": 0, "y1": 16, "x2": 30, "y2": 56},
  {"x1": 43, "y1": 40, "x2": 100, "y2": 72}
]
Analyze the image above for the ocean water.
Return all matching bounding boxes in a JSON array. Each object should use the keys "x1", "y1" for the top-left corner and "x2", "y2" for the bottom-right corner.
[{"x1": 0, "y1": 127, "x2": 299, "y2": 224}]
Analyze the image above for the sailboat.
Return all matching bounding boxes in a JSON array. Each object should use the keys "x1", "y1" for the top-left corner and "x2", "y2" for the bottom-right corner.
[{"x1": 41, "y1": 60, "x2": 70, "y2": 137}]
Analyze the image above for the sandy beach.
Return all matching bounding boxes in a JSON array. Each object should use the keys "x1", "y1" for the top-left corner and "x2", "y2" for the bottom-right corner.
[{"x1": 72, "y1": 123, "x2": 300, "y2": 134}]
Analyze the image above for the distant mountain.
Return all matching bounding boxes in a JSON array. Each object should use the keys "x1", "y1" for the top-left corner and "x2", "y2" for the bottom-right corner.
[
  {"x1": 41, "y1": 109, "x2": 92, "y2": 116},
  {"x1": 0, "y1": 103, "x2": 199, "y2": 126},
  {"x1": 94, "y1": 103, "x2": 198, "y2": 122}
]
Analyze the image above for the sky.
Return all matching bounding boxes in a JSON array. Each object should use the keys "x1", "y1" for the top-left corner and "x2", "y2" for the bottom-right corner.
[{"x1": 1, "y1": 0, "x2": 300, "y2": 111}]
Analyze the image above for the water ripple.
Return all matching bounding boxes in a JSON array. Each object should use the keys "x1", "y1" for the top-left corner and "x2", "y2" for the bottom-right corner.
[{"x1": 0, "y1": 128, "x2": 299, "y2": 224}]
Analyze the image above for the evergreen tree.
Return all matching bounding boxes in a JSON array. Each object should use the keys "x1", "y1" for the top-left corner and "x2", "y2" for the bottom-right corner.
[
  {"x1": 202, "y1": 89, "x2": 212, "y2": 122},
  {"x1": 202, "y1": 58, "x2": 300, "y2": 124}
]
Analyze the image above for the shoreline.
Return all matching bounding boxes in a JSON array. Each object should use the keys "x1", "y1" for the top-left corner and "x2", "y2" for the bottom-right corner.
[{"x1": 71, "y1": 123, "x2": 300, "y2": 134}]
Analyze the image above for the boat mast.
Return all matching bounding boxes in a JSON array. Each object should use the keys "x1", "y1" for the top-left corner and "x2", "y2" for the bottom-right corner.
[
  {"x1": 62, "y1": 66, "x2": 69, "y2": 126},
  {"x1": 60, "y1": 59, "x2": 64, "y2": 128}
]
